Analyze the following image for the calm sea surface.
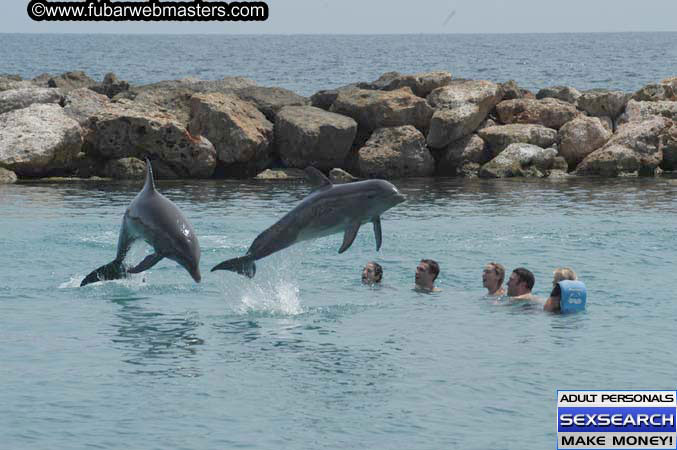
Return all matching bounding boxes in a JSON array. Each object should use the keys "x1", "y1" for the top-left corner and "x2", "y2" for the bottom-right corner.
[
  {"x1": 1, "y1": 177, "x2": 676, "y2": 449},
  {"x1": 1, "y1": 33, "x2": 676, "y2": 95}
]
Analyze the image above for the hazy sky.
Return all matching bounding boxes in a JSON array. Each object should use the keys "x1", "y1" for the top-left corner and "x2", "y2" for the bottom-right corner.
[{"x1": 6, "y1": 0, "x2": 677, "y2": 34}]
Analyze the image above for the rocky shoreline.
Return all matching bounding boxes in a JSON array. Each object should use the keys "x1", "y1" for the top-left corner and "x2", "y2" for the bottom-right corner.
[{"x1": 1, "y1": 70, "x2": 676, "y2": 184}]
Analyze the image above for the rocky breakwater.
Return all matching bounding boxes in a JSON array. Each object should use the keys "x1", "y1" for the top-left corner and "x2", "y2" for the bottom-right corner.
[{"x1": 1, "y1": 70, "x2": 676, "y2": 184}]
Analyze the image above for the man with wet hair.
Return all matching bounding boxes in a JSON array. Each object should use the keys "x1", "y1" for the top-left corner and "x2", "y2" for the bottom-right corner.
[
  {"x1": 507, "y1": 267, "x2": 540, "y2": 302},
  {"x1": 482, "y1": 262, "x2": 505, "y2": 296},
  {"x1": 361, "y1": 261, "x2": 383, "y2": 285},
  {"x1": 415, "y1": 259, "x2": 441, "y2": 292}
]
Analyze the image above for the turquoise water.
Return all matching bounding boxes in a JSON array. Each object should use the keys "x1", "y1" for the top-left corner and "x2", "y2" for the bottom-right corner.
[{"x1": 2, "y1": 178, "x2": 676, "y2": 449}]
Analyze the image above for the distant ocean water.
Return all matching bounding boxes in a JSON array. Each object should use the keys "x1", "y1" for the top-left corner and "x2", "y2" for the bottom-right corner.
[{"x1": 1, "y1": 32, "x2": 676, "y2": 96}]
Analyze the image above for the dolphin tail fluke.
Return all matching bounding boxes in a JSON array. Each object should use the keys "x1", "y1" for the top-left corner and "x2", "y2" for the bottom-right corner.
[
  {"x1": 211, "y1": 256, "x2": 256, "y2": 278},
  {"x1": 80, "y1": 260, "x2": 128, "y2": 287}
]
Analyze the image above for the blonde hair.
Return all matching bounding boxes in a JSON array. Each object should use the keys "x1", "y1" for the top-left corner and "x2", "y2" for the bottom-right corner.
[
  {"x1": 553, "y1": 267, "x2": 577, "y2": 284},
  {"x1": 486, "y1": 262, "x2": 505, "y2": 284}
]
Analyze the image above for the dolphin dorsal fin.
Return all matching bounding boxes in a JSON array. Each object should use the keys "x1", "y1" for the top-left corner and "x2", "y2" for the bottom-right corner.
[
  {"x1": 305, "y1": 167, "x2": 332, "y2": 190},
  {"x1": 144, "y1": 158, "x2": 156, "y2": 192}
]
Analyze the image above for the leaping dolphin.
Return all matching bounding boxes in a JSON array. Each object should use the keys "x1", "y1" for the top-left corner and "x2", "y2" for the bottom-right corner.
[
  {"x1": 80, "y1": 159, "x2": 201, "y2": 286},
  {"x1": 211, "y1": 167, "x2": 405, "y2": 278}
]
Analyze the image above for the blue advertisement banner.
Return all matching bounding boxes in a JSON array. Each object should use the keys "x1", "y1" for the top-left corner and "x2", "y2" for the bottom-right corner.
[{"x1": 558, "y1": 407, "x2": 677, "y2": 433}]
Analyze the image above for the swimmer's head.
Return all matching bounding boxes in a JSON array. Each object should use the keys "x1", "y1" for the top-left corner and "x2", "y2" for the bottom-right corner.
[
  {"x1": 362, "y1": 262, "x2": 383, "y2": 285},
  {"x1": 507, "y1": 267, "x2": 534, "y2": 296},
  {"x1": 552, "y1": 267, "x2": 576, "y2": 286},
  {"x1": 416, "y1": 259, "x2": 439, "y2": 289},
  {"x1": 483, "y1": 262, "x2": 505, "y2": 291}
]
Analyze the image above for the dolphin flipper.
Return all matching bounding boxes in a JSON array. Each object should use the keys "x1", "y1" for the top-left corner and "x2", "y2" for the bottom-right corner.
[
  {"x1": 128, "y1": 253, "x2": 164, "y2": 274},
  {"x1": 338, "y1": 221, "x2": 361, "y2": 254},
  {"x1": 211, "y1": 256, "x2": 256, "y2": 278},
  {"x1": 372, "y1": 216, "x2": 382, "y2": 251},
  {"x1": 81, "y1": 260, "x2": 128, "y2": 287}
]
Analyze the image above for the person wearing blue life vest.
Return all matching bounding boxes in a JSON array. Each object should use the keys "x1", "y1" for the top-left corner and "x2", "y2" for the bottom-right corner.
[{"x1": 544, "y1": 268, "x2": 584, "y2": 312}]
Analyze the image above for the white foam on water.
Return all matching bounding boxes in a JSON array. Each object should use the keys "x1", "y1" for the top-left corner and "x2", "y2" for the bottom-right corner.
[
  {"x1": 59, "y1": 276, "x2": 85, "y2": 289},
  {"x1": 219, "y1": 247, "x2": 307, "y2": 316},
  {"x1": 60, "y1": 273, "x2": 147, "y2": 289},
  {"x1": 238, "y1": 278, "x2": 303, "y2": 316},
  {"x1": 81, "y1": 231, "x2": 117, "y2": 245}
]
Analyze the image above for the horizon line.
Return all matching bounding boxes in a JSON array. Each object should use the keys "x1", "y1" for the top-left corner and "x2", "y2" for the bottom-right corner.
[{"x1": 2, "y1": 30, "x2": 677, "y2": 36}]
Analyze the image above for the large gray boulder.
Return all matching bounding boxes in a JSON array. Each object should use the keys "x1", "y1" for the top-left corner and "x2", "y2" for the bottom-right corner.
[
  {"x1": 436, "y1": 134, "x2": 490, "y2": 177},
  {"x1": 255, "y1": 168, "x2": 306, "y2": 180},
  {"x1": 558, "y1": 116, "x2": 612, "y2": 169},
  {"x1": 0, "y1": 104, "x2": 83, "y2": 176},
  {"x1": 310, "y1": 83, "x2": 361, "y2": 110},
  {"x1": 91, "y1": 72, "x2": 130, "y2": 99},
  {"x1": 357, "y1": 126, "x2": 435, "y2": 178},
  {"x1": 0, "y1": 79, "x2": 35, "y2": 92},
  {"x1": 329, "y1": 168, "x2": 358, "y2": 183},
  {"x1": 479, "y1": 143, "x2": 562, "y2": 178},
  {"x1": 426, "y1": 80, "x2": 502, "y2": 148},
  {"x1": 0, "y1": 167, "x2": 17, "y2": 184},
  {"x1": 103, "y1": 157, "x2": 146, "y2": 179},
  {"x1": 661, "y1": 77, "x2": 677, "y2": 93},
  {"x1": 495, "y1": 98, "x2": 579, "y2": 129},
  {"x1": 234, "y1": 86, "x2": 309, "y2": 122},
  {"x1": 574, "y1": 144, "x2": 648, "y2": 177},
  {"x1": 114, "y1": 76, "x2": 257, "y2": 125},
  {"x1": 0, "y1": 74, "x2": 22, "y2": 82},
  {"x1": 427, "y1": 79, "x2": 502, "y2": 109},
  {"x1": 575, "y1": 116, "x2": 670, "y2": 176},
  {"x1": 275, "y1": 106, "x2": 357, "y2": 170},
  {"x1": 330, "y1": 87, "x2": 434, "y2": 134},
  {"x1": 0, "y1": 87, "x2": 63, "y2": 115},
  {"x1": 477, "y1": 124, "x2": 558, "y2": 156},
  {"x1": 577, "y1": 89, "x2": 631, "y2": 118},
  {"x1": 631, "y1": 82, "x2": 676, "y2": 102},
  {"x1": 661, "y1": 122, "x2": 677, "y2": 171},
  {"x1": 89, "y1": 100, "x2": 216, "y2": 178},
  {"x1": 35, "y1": 71, "x2": 97, "y2": 93},
  {"x1": 0, "y1": 74, "x2": 23, "y2": 92},
  {"x1": 365, "y1": 71, "x2": 453, "y2": 98},
  {"x1": 427, "y1": 103, "x2": 490, "y2": 149},
  {"x1": 62, "y1": 87, "x2": 111, "y2": 127},
  {"x1": 536, "y1": 86, "x2": 582, "y2": 104},
  {"x1": 617, "y1": 100, "x2": 677, "y2": 125},
  {"x1": 500, "y1": 80, "x2": 534, "y2": 101},
  {"x1": 188, "y1": 93, "x2": 273, "y2": 174}
]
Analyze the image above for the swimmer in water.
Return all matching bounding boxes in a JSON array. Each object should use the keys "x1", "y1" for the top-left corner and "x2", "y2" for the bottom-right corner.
[
  {"x1": 506, "y1": 267, "x2": 541, "y2": 302},
  {"x1": 415, "y1": 259, "x2": 441, "y2": 292},
  {"x1": 543, "y1": 267, "x2": 577, "y2": 312},
  {"x1": 361, "y1": 261, "x2": 383, "y2": 285},
  {"x1": 482, "y1": 262, "x2": 506, "y2": 296}
]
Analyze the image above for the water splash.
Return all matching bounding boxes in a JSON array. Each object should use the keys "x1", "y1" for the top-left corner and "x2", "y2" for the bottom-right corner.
[
  {"x1": 238, "y1": 279, "x2": 303, "y2": 316},
  {"x1": 60, "y1": 273, "x2": 147, "y2": 289},
  {"x1": 219, "y1": 249, "x2": 305, "y2": 316}
]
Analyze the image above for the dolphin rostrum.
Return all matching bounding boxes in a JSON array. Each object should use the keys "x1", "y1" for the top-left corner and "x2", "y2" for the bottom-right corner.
[
  {"x1": 211, "y1": 167, "x2": 405, "y2": 278},
  {"x1": 80, "y1": 159, "x2": 201, "y2": 286}
]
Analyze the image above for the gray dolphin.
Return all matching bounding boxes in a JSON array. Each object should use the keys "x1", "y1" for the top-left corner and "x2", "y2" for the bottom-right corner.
[
  {"x1": 80, "y1": 159, "x2": 201, "y2": 286},
  {"x1": 211, "y1": 167, "x2": 405, "y2": 278}
]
